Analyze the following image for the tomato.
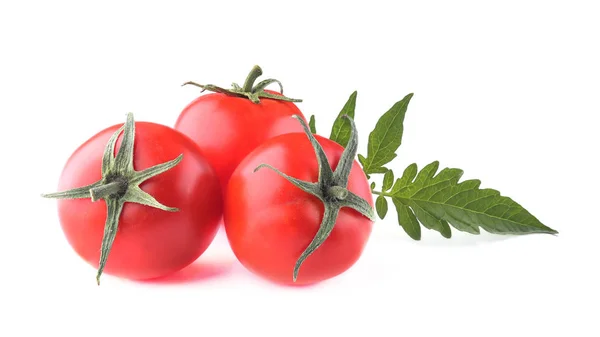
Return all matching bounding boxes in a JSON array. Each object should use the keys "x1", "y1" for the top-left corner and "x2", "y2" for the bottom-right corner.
[
  {"x1": 175, "y1": 66, "x2": 306, "y2": 192},
  {"x1": 224, "y1": 117, "x2": 375, "y2": 285},
  {"x1": 45, "y1": 114, "x2": 222, "y2": 283}
]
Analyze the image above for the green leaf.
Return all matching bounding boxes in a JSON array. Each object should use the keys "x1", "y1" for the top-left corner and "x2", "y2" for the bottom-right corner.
[
  {"x1": 375, "y1": 195, "x2": 388, "y2": 219},
  {"x1": 329, "y1": 91, "x2": 357, "y2": 147},
  {"x1": 360, "y1": 93, "x2": 414, "y2": 175},
  {"x1": 309, "y1": 115, "x2": 317, "y2": 134},
  {"x1": 358, "y1": 154, "x2": 367, "y2": 167},
  {"x1": 369, "y1": 167, "x2": 388, "y2": 175},
  {"x1": 389, "y1": 161, "x2": 557, "y2": 239},
  {"x1": 394, "y1": 199, "x2": 421, "y2": 240},
  {"x1": 370, "y1": 181, "x2": 376, "y2": 190},
  {"x1": 382, "y1": 170, "x2": 394, "y2": 191},
  {"x1": 390, "y1": 163, "x2": 417, "y2": 195}
]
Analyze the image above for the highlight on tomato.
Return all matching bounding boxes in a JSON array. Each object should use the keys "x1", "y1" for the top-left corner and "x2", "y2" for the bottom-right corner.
[
  {"x1": 42, "y1": 113, "x2": 222, "y2": 284},
  {"x1": 224, "y1": 114, "x2": 375, "y2": 286},
  {"x1": 175, "y1": 65, "x2": 307, "y2": 192}
]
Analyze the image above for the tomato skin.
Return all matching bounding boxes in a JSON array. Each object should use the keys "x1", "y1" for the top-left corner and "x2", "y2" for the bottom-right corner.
[
  {"x1": 56, "y1": 122, "x2": 222, "y2": 280},
  {"x1": 224, "y1": 133, "x2": 374, "y2": 285},
  {"x1": 174, "y1": 91, "x2": 306, "y2": 192}
]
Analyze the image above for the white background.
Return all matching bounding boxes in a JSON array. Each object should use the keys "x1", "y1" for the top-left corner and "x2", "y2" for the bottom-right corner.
[{"x1": 1, "y1": 1, "x2": 598, "y2": 336}]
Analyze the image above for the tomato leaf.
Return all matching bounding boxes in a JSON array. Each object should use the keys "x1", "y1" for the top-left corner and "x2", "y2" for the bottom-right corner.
[
  {"x1": 309, "y1": 115, "x2": 317, "y2": 134},
  {"x1": 358, "y1": 154, "x2": 367, "y2": 167},
  {"x1": 382, "y1": 170, "x2": 394, "y2": 192},
  {"x1": 390, "y1": 163, "x2": 418, "y2": 195},
  {"x1": 359, "y1": 93, "x2": 413, "y2": 175},
  {"x1": 329, "y1": 91, "x2": 357, "y2": 147},
  {"x1": 344, "y1": 90, "x2": 556, "y2": 241},
  {"x1": 375, "y1": 195, "x2": 388, "y2": 219},
  {"x1": 384, "y1": 161, "x2": 557, "y2": 239},
  {"x1": 394, "y1": 199, "x2": 421, "y2": 240}
]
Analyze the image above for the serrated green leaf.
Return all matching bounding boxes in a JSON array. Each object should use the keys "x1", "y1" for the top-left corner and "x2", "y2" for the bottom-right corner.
[
  {"x1": 394, "y1": 199, "x2": 421, "y2": 240},
  {"x1": 309, "y1": 115, "x2": 316, "y2": 134},
  {"x1": 369, "y1": 167, "x2": 389, "y2": 175},
  {"x1": 376, "y1": 195, "x2": 388, "y2": 219},
  {"x1": 329, "y1": 91, "x2": 357, "y2": 147},
  {"x1": 358, "y1": 154, "x2": 367, "y2": 168},
  {"x1": 360, "y1": 93, "x2": 413, "y2": 175},
  {"x1": 408, "y1": 200, "x2": 452, "y2": 238},
  {"x1": 382, "y1": 170, "x2": 394, "y2": 191},
  {"x1": 390, "y1": 163, "x2": 417, "y2": 195},
  {"x1": 390, "y1": 161, "x2": 557, "y2": 238}
]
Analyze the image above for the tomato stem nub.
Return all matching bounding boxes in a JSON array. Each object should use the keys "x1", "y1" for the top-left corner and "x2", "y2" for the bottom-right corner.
[
  {"x1": 242, "y1": 65, "x2": 263, "y2": 92},
  {"x1": 182, "y1": 65, "x2": 303, "y2": 104},
  {"x1": 90, "y1": 179, "x2": 127, "y2": 202},
  {"x1": 253, "y1": 115, "x2": 375, "y2": 282},
  {"x1": 42, "y1": 112, "x2": 183, "y2": 285},
  {"x1": 327, "y1": 186, "x2": 348, "y2": 200}
]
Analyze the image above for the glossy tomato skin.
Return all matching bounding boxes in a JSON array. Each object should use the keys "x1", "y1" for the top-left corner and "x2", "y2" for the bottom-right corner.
[
  {"x1": 174, "y1": 91, "x2": 306, "y2": 192},
  {"x1": 56, "y1": 122, "x2": 222, "y2": 280},
  {"x1": 224, "y1": 133, "x2": 374, "y2": 285}
]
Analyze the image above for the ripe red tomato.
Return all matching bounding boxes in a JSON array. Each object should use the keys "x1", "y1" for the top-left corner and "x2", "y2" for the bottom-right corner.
[
  {"x1": 175, "y1": 66, "x2": 306, "y2": 192},
  {"x1": 175, "y1": 91, "x2": 306, "y2": 191},
  {"x1": 52, "y1": 119, "x2": 222, "y2": 281},
  {"x1": 224, "y1": 132, "x2": 374, "y2": 285}
]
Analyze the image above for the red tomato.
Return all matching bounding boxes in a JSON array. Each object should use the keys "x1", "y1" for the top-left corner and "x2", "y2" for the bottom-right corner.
[
  {"x1": 54, "y1": 121, "x2": 222, "y2": 280},
  {"x1": 174, "y1": 91, "x2": 306, "y2": 192},
  {"x1": 224, "y1": 133, "x2": 374, "y2": 285}
]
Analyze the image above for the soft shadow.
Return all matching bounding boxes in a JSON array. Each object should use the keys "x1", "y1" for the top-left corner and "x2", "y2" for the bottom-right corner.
[
  {"x1": 413, "y1": 231, "x2": 552, "y2": 247},
  {"x1": 270, "y1": 280, "x2": 323, "y2": 290},
  {"x1": 254, "y1": 271, "x2": 341, "y2": 290},
  {"x1": 140, "y1": 260, "x2": 234, "y2": 285},
  {"x1": 379, "y1": 229, "x2": 526, "y2": 247}
]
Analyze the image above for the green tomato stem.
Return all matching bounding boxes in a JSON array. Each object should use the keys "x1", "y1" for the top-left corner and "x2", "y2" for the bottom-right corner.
[
  {"x1": 242, "y1": 65, "x2": 263, "y2": 92},
  {"x1": 89, "y1": 179, "x2": 127, "y2": 202},
  {"x1": 327, "y1": 186, "x2": 349, "y2": 200},
  {"x1": 182, "y1": 65, "x2": 303, "y2": 104}
]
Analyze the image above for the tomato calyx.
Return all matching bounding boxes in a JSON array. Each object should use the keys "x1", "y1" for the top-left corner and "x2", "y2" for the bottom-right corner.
[
  {"x1": 42, "y1": 113, "x2": 183, "y2": 285},
  {"x1": 254, "y1": 115, "x2": 375, "y2": 282},
  {"x1": 182, "y1": 65, "x2": 303, "y2": 104}
]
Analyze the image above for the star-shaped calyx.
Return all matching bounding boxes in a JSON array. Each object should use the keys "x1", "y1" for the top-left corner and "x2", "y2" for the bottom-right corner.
[
  {"x1": 255, "y1": 114, "x2": 376, "y2": 282},
  {"x1": 42, "y1": 113, "x2": 183, "y2": 285},
  {"x1": 182, "y1": 65, "x2": 302, "y2": 104}
]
